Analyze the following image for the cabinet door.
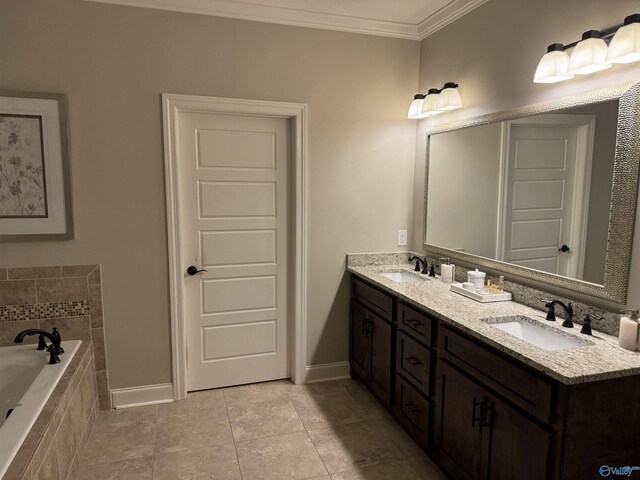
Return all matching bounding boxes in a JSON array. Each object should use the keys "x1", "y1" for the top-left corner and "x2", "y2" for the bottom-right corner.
[
  {"x1": 485, "y1": 395, "x2": 551, "y2": 480},
  {"x1": 369, "y1": 313, "x2": 392, "y2": 405},
  {"x1": 350, "y1": 300, "x2": 369, "y2": 380},
  {"x1": 435, "y1": 362, "x2": 485, "y2": 480}
]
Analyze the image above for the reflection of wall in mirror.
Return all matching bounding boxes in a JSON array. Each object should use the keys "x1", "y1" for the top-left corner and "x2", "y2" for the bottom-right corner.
[
  {"x1": 426, "y1": 122, "x2": 503, "y2": 258},
  {"x1": 561, "y1": 102, "x2": 617, "y2": 284}
]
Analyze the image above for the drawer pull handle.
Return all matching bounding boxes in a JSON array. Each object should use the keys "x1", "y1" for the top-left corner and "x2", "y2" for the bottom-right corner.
[
  {"x1": 480, "y1": 402, "x2": 493, "y2": 430},
  {"x1": 403, "y1": 402, "x2": 419, "y2": 413},
  {"x1": 405, "y1": 356, "x2": 422, "y2": 367},
  {"x1": 404, "y1": 318, "x2": 421, "y2": 328},
  {"x1": 471, "y1": 398, "x2": 483, "y2": 428},
  {"x1": 363, "y1": 319, "x2": 373, "y2": 336}
]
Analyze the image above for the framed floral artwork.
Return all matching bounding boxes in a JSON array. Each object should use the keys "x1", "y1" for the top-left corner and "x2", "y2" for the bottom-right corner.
[{"x1": 0, "y1": 92, "x2": 73, "y2": 240}]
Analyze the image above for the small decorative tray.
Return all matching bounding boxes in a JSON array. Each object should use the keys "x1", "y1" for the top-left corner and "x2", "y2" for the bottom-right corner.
[{"x1": 450, "y1": 282, "x2": 512, "y2": 303}]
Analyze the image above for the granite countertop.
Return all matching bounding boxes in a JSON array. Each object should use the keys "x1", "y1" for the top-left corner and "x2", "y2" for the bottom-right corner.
[{"x1": 347, "y1": 258, "x2": 640, "y2": 385}]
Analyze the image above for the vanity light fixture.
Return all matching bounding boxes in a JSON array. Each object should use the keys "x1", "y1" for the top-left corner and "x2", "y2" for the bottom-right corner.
[
  {"x1": 607, "y1": 14, "x2": 640, "y2": 64},
  {"x1": 534, "y1": 14, "x2": 639, "y2": 84},
  {"x1": 407, "y1": 83, "x2": 462, "y2": 119},
  {"x1": 436, "y1": 83, "x2": 463, "y2": 111},
  {"x1": 421, "y1": 88, "x2": 443, "y2": 116},
  {"x1": 407, "y1": 94, "x2": 427, "y2": 119},
  {"x1": 533, "y1": 44, "x2": 574, "y2": 83},
  {"x1": 567, "y1": 30, "x2": 611, "y2": 75}
]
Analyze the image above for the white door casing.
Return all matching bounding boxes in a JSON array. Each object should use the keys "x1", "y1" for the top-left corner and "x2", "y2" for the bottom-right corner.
[
  {"x1": 163, "y1": 95, "x2": 308, "y2": 400},
  {"x1": 180, "y1": 113, "x2": 289, "y2": 391},
  {"x1": 498, "y1": 115, "x2": 594, "y2": 279}
]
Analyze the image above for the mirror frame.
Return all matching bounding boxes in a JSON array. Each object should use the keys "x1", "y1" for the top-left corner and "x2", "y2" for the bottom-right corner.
[{"x1": 423, "y1": 82, "x2": 640, "y2": 304}]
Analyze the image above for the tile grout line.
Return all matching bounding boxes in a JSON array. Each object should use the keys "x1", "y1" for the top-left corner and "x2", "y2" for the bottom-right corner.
[
  {"x1": 287, "y1": 388, "x2": 332, "y2": 478},
  {"x1": 150, "y1": 404, "x2": 160, "y2": 480},
  {"x1": 223, "y1": 390, "x2": 245, "y2": 480}
]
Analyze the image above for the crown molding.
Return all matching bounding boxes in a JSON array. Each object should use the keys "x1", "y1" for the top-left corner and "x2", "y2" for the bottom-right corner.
[
  {"x1": 418, "y1": 0, "x2": 489, "y2": 39},
  {"x1": 82, "y1": 0, "x2": 488, "y2": 41}
]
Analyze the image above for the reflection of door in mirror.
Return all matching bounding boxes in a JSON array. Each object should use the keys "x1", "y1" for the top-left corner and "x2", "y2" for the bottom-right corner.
[{"x1": 498, "y1": 115, "x2": 595, "y2": 279}]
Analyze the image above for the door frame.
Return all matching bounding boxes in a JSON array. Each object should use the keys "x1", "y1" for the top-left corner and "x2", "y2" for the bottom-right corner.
[
  {"x1": 497, "y1": 114, "x2": 595, "y2": 279},
  {"x1": 162, "y1": 93, "x2": 308, "y2": 400}
]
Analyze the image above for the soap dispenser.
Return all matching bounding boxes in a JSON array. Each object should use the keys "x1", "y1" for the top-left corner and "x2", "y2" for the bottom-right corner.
[
  {"x1": 439, "y1": 258, "x2": 455, "y2": 284},
  {"x1": 619, "y1": 310, "x2": 640, "y2": 351}
]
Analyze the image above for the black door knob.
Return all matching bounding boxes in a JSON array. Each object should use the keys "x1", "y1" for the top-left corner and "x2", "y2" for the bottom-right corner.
[
  {"x1": 558, "y1": 245, "x2": 571, "y2": 253},
  {"x1": 186, "y1": 266, "x2": 208, "y2": 276}
]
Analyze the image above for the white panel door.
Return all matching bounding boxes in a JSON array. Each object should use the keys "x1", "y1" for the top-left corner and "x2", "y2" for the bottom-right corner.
[
  {"x1": 178, "y1": 112, "x2": 290, "y2": 391},
  {"x1": 504, "y1": 125, "x2": 579, "y2": 276}
]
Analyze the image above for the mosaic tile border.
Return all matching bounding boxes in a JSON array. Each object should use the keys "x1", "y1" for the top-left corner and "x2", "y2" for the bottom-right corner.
[{"x1": 0, "y1": 300, "x2": 90, "y2": 323}]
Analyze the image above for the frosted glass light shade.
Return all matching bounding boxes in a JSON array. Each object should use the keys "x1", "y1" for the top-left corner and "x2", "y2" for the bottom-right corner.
[
  {"x1": 534, "y1": 44, "x2": 574, "y2": 83},
  {"x1": 436, "y1": 83, "x2": 462, "y2": 111},
  {"x1": 420, "y1": 89, "x2": 442, "y2": 116},
  {"x1": 408, "y1": 94, "x2": 426, "y2": 119},
  {"x1": 568, "y1": 31, "x2": 612, "y2": 75},
  {"x1": 607, "y1": 15, "x2": 640, "y2": 64}
]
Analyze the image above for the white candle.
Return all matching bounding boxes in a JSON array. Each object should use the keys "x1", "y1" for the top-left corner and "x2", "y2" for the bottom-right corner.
[{"x1": 619, "y1": 315, "x2": 639, "y2": 351}]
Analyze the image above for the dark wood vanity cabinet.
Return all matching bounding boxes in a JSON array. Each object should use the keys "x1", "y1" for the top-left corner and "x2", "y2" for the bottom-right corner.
[
  {"x1": 349, "y1": 278, "x2": 393, "y2": 406},
  {"x1": 435, "y1": 362, "x2": 551, "y2": 480},
  {"x1": 349, "y1": 274, "x2": 640, "y2": 480}
]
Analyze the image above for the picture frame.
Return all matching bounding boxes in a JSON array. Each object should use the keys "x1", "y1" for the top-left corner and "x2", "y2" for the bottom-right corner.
[{"x1": 0, "y1": 91, "x2": 73, "y2": 241}]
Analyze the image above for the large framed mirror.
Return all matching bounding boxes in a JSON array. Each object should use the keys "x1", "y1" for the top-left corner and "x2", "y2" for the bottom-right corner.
[{"x1": 423, "y1": 82, "x2": 640, "y2": 304}]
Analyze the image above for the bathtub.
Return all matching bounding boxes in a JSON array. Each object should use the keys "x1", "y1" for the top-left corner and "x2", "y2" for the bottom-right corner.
[{"x1": 0, "y1": 340, "x2": 80, "y2": 479}]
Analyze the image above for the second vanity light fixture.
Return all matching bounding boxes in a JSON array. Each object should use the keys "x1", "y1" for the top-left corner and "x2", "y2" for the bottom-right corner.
[
  {"x1": 407, "y1": 83, "x2": 462, "y2": 119},
  {"x1": 534, "y1": 13, "x2": 640, "y2": 83}
]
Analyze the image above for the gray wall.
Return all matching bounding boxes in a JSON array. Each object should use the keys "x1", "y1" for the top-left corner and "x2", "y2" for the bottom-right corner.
[
  {"x1": 412, "y1": 0, "x2": 640, "y2": 307},
  {"x1": 0, "y1": 0, "x2": 419, "y2": 388},
  {"x1": 426, "y1": 122, "x2": 502, "y2": 258}
]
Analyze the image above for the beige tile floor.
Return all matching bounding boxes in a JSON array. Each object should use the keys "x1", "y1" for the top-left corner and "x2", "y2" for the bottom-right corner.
[{"x1": 77, "y1": 379, "x2": 447, "y2": 480}]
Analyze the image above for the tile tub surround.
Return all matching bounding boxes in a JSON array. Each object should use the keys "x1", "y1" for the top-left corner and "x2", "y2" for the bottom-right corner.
[
  {"x1": 3, "y1": 341, "x2": 98, "y2": 480},
  {"x1": 347, "y1": 254, "x2": 640, "y2": 384},
  {"x1": 77, "y1": 379, "x2": 446, "y2": 480},
  {"x1": 0, "y1": 265, "x2": 109, "y2": 410}
]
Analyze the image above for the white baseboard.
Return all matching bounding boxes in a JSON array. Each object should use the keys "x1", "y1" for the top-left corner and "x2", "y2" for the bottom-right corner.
[
  {"x1": 305, "y1": 361, "x2": 350, "y2": 383},
  {"x1": 110, "y1": 383, "x2": 174, "y2": 409}
]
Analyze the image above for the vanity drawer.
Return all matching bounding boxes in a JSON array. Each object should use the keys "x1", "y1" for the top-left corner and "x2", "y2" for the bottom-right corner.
[
  {"x1": 396, "y1": 374, "x2": 430, "y2": 447},
  {"x1": 397, "y1": 331, "x2": 431, "y2": 397},
  {"x1": 398, "y1": 302, "x2": 433, "y2": 347},
  {"x1": 351, "y1": 276, "x2": 394, "y2": 322},
  {"x1": 438, "y1": 325, "x2": 554, "y2": 423}
]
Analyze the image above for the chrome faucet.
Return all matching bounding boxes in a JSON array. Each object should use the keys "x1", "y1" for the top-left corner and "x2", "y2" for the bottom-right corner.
[
  {"x1": 408, "y1": 256, "x2": 429, "y2": 274},
  {"x1": 14, "y1": 328, "x2": 64, "y2": 364},
  {"x1": 542, "y1": 300, "x2": 574, "y2": 328}
]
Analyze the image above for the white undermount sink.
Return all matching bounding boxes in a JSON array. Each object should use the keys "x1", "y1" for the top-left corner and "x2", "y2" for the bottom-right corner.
[
  {"x1": 483, "y1": 316, "x2": 593, "y2": 351},
  {"x1": 379, "y1": 271, "x2": 424, "y2": 283}
]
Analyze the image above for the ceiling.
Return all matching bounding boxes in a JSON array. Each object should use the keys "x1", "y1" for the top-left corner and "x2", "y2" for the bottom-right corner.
[{"x1": 82, "y1": 0, "x2": 489, "y2": 40}]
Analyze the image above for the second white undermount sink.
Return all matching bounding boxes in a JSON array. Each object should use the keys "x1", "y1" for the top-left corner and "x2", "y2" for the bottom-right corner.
[
  {"x1": 483, "y1": 316, "x2": 593, "y2": 351},
  {"x1": 379, "y1": 271, "x2": 425, "y2": 283}
]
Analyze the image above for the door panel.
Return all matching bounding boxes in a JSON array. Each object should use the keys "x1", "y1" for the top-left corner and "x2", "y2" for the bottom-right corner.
[
  {"x1": 201, "y1": 230, "x2": 276, "y2": 266},
  {"x1": 198, "y1": 181, "x2": 276, "y2": 218},
  {"x1": 369, "y1": 314, "x2": 392, "y2": 405},
  {"x1": 350, "y1": 300, "x2": 369, "y2": 380},
  {"x1": 202, "y1": 321, "x2": 276, "y2": 360},
  {"x1": 197, "y1": 129, "x2": 275, "y2": 169},
  {"x1": 486, "y1": 395, "x2": 551, "y2": 480},
  {"x1": 180, "y1": 112, "x2": 290, "y2": 391},
  {"x1": 201, "y1": 276, "x2": 276, "y2": 313},
  {"x1": 436, "y1": 362, "x2": 484, "y2": 480}
]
